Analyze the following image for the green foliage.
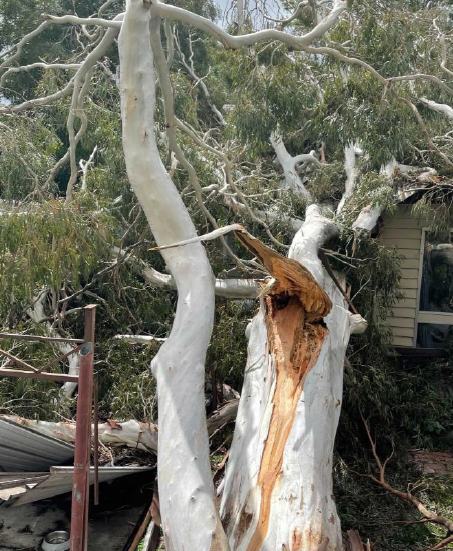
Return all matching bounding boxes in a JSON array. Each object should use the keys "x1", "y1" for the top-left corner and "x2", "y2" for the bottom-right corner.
[
  {"x1": 335, "y1": 457, "x2": 453, "y2": 551},
  {"x1": 412, "y1": 187, "x2": 453, "y2": 241},
  {"x1": 207, "y1": 300, "x2": 250, "y2": 392},
  {"x1": 0, "y1": 323, "x2": 74, "y2": 419},
  {"x1": 0, "y1": 114, "x2": 61, "y2": 199},
  {"x1": 339, "y1": 171, "x2": 396, "y2": 228},
  {"x1": 308, "y1": 161, "x2": 346, "y2": 204},
  {"x1": 228, "y1": 50, "x2": 319, "y2": 154},
  {"x1": 97, "y1": 340, "x2": 158, "y2": 421},
  {"x1": 1, "y1": 3, "x2": 453, "y2": 548},
  {"x1": 0, "y1": 197, "x2": 115, "y2": 317}
]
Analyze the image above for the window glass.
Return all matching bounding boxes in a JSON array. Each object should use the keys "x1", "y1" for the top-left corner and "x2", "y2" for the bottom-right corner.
[
  {"x1": 419, "y1": 231, "x2": 453, "y2": 314},
  {"x1": 417, "y1": 323, "x2": 453, "y2": 348}
]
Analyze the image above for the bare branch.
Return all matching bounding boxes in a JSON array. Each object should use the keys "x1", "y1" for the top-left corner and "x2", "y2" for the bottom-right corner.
[
  {"x1": 156, "y1": 0, "x2": 348, "y2": 50},
  {"x1": 41, "y1": 14, "x2": 122, "y2": 29},
  {"x1": 0, "y1": 62, "x2": 81, "y2": 88}
]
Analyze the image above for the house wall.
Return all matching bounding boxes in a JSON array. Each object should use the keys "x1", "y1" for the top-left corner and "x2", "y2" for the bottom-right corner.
[{"x1": 379, "y1": 204, "x2": 428, "y2": 347}]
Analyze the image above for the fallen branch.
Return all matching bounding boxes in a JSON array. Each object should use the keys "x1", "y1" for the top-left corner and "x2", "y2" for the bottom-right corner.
[
  {"x1": 1, "y1": 398, "x2": 239, "y2": 455},
  {"x1": 358, "y1": 412, "x2": 453, "y2": 549}
]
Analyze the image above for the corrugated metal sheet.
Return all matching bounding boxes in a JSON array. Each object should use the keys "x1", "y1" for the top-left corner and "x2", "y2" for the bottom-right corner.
[
  {"x1": 0, "y1": 417, "x2": 74, "y2": 472},
  {"x1": 0, "y1": 466, "x2": 153, "y2": 506}
]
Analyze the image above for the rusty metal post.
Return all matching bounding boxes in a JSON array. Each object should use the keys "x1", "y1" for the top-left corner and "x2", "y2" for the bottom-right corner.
[
  {"x1": 70, "y1": 305, "x2": 96, "y2": 551},
  {"x1": 93, "y1": 375, "x2": 99, "y2": 506}
]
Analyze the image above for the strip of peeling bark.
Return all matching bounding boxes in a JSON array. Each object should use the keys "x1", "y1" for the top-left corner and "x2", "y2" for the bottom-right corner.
[{"x1": 119, "y1": 3, "x2": 228, "y2": 550}]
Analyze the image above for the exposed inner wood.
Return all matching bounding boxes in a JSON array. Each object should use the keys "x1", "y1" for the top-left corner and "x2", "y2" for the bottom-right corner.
[
  {"x1": 234, "y1": 229, "x2": 331, "y2": 322},
  {"x1": 244, "y1": 287, "x2": 329, "y2": 551}
]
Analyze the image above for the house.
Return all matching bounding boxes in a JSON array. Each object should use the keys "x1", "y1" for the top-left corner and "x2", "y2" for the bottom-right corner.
[{"x1": 380, "y1": 200, "x2": 453, "y2": 350}]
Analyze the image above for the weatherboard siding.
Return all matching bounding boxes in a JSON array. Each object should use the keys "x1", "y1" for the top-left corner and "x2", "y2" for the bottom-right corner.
[{"x1": 380, "y1": 205, "x2": 427, "y2": 348}]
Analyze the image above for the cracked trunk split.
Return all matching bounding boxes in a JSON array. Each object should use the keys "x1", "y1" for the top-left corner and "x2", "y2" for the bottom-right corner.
[{"x1": 221, "y1": 210, "x2": 355, "y2": 551}]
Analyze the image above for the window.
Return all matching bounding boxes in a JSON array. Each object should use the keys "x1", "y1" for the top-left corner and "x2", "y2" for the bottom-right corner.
[{"x1": 417, "y1": 230, "x2": 453, "y2": 348}]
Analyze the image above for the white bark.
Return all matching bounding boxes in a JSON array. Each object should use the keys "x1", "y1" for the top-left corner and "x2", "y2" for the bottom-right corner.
[
  {"x1": 351, "y1": 204, "x2": 383, "y2": 232},
  {"x1": 176, "y1": 36, "x2": 226, "y2": 126},
  {"x1": 220, "y1": 205, "x2": 366, "y2": 551},
  {"x1": 420, "y1": 97, "x2": 453, "y2": 120},
  {"x1": 352, "y1": 158, "x2": 394, "y2": 232},
  {"x1": 113, "y1": 334, "x2": 167, "y2": 344},
  {"x1": 143, "y1": 264, "x2": 259, "y2": 299},
  {"x1": 0, "y1": 62, "x2": 80, "y2": 88},
  {"x1": 237, "y1": 0, "x2": 245, "y2": 32},
  {"x1": 1, "y1": 15, "x2": 122, "y2": 116},
  {"x1": 119, "y1": 2, "x2": 228, "y2": 550},
  {"x1": 420, "y1": 98, "x2": 453, "y2": 120},
  {"x1": 271, "y1": 132, "x2": 319, "y2": 200},
  {"x1": 337, "y1": 143, "x2": 362, "y2": 214},
  {"x1": 112, "y1": 246, "x2": 260, "y2": 299},
  {"x1": 156, "y1": 1, "x2": 347, "y2": 50}
]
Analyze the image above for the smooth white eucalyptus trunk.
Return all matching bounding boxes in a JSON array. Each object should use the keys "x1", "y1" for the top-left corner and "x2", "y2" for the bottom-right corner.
[
  {"x1": 119, "y1": 2, "x2": 228, "y2": 550},
  {"x1": 220, "y1": 206, "x2": 364, "y2": 551}
]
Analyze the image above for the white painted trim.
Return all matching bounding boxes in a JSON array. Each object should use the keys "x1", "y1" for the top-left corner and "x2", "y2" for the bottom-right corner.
[
  {"x1": 418, "y1": 311, "x2": 453, "y2": 325},
  {"x1": 413, "y1": 228, "x2": 426, "y2": 346},
  {"x1": 416, "y1": 228, "x2": 453, "y2": 346}
]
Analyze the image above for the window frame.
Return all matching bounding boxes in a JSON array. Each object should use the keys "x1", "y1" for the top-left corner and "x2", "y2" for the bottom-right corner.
[{"x1": 415, "y1": 227, "x2": 453, "y2": 347}]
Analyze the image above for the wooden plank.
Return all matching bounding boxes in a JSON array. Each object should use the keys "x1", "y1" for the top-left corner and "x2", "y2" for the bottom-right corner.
[
  {"x1": 382, "y1": 217, "x2": 421, "y2": 230},
  {"x1": 383, "y1": 209, "x2": 415, "y2": 219},
  {"x1": 400, "y1": 288, "x2": 417, "y2": 299},
  {"x1": 396, "y1": 347, "x2": 447, "y2": 358},
  {"x1": 387, "y1": 317, "x2": 415, "y2": 328},
  {"x1": 400, "y1": 268, "x2": 419, "y2": 279},
  {"x1": 391, "y1": 326, "x2": 415, "y2": 337},
  {"x1": 418, "y1": 311, "x2": 453, "y2": 325},
  {"x1": 392, "y1": 336, "x2": 414, "y2": 347},
  {"x1": 398, "y1": 249, "x2": 422, "y2": 259},
  {"x1": 380, "y1": 238, "x2": 421, "y2": 249},
  {"x1": 389, "y1": 307, "x2": 416, "y2": 319},
  {"x1": 400, "y1": 258, "x2": 420, "y2": 270},
  {"x1": 127, "y1": 504, "x2": 153, "y2": 551},
  {"x1": 381, "y1": 228, "x2": 422, "y2": 239},
  {"x1": 399, "y1": 279, "x2": 419, "y2": 290},
  {"x1": 394, "y1": 297, "x2": 417, "y2": 309}
]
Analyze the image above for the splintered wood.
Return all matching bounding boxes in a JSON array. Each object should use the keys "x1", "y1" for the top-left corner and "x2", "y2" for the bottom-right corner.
[
  {"x1": 234, "y1": 229, "x2": 331, "y2": 551},
  {"x1": 234, "y1": 228, "x2": 331, "y2": 321}
]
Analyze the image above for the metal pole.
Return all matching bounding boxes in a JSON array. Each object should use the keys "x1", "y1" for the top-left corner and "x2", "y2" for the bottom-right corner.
[
  {"x1": 93, "y1": 375, "x2": 99, "y2": 506},
  {"x1": 83, "y1": 306, "x2": 95, "y2": 551},
  {"x1": 70, "y1": 305, "x2": 96, "y2": 551}
]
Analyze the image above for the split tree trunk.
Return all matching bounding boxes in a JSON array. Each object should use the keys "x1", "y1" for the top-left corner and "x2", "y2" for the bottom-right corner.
[
  {"x1": 119, "y1": 2, "x2": 228, "y2": 550},
  {"x1": 220, "y1": 206, "x2": 365, "y2": 551}
]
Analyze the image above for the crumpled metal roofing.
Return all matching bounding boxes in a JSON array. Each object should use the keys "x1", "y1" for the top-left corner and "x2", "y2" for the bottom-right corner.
[
  {"x1": 0, "y1": 417, "x2": 74, "y2": 472},
  {"x1": 0, "y1": 466, "x2": 153, "y2": 506}
]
